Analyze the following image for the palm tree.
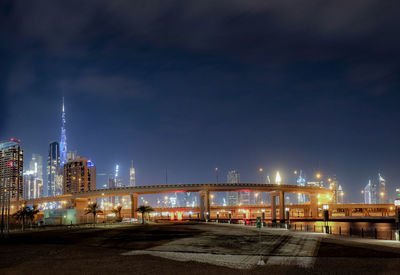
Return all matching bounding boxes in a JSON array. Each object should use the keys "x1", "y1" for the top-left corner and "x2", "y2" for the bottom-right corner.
[
  {"x1": 85, "y1": 203, "x2": 103, "y2": 224},
  {"x1": 136, "y1": 205, "x2": 154, "y2": 224},
  {"x1": 26, "y1": 205, "x2": 40, "y2": 228},
  {"x1": 112, "y1": 206, "x2": 123, "y2": 222},
  {"x1": 12, "y1": 206, "x2": 30, "y2": 231}
]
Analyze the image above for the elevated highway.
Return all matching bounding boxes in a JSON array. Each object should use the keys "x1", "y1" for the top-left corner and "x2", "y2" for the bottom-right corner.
[{"x1": 13, "y1": 183, "x2": 331, "y2": 221}]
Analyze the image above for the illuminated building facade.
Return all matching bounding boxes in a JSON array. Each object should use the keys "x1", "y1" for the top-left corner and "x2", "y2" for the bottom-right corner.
[
  {"x1": 296, "y1": 170, "x2": 306, "y2": 203},
  {"x1": 364, "y1": 174, "x2": 386, "y2": 204},
  {"x1": 129, "y1": 161, "x2": 135, "y2": 187},
  {"x1": 109, "y1": 165, "x2": 123, "y2": 188},
  {"x1": 47, "y1": 141, "x2": 62, "y2": 196},
  {"x1": 63, "y1": 156, "x2": 96, "y2": 193},
  {"x1": 378, "y1": 173, "x2": 387, "y2": 204},
  {"x1": 226, "y1": 170, "x2": 240, "y2": 205},
  {"x1": 0, "y1": 139, "x2": 24, "y2": 201},
  {"x1": 23, "y1": 172, "x2": 43, "y2": 199},
  {"x1": 364, "y1": 179, "x2": 378, "y2": 204},
  {"x1": 23, "y1": 153, "x2": 44, "y2": 199},
  {"x1": 337, "y1": 184, "x2": 344, "y2": 203},
  {"x1": 60, "y1": 98, "x2": 67, "y2": 166}
]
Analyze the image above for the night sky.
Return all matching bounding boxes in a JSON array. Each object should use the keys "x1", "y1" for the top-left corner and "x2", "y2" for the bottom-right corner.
[{"x1": 1, "y1": 1, "x2": 400, "y2": 202}]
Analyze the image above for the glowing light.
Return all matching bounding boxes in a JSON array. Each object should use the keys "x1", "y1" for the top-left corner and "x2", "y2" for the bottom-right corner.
[
  {"x1": 293, "y1": 170, "x2": 298, "y2": 175},
  {"x1": 315, "y1": 173, "x2": 322, "y2": 180},
  {"x1": 275, "y1": 171, "x2": 281, "y2": 185},
  {"x1": 259, "y1": 168, "x2": 263, "y2": 172}
]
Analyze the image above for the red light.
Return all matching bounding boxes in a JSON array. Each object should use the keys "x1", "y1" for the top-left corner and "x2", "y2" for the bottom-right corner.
[
  {"x1": 10, "y1": 138, "x2": 14, "y2": 141},
  {"x1": 8, "y1": 162, "x2": 13, "y2": 167}
]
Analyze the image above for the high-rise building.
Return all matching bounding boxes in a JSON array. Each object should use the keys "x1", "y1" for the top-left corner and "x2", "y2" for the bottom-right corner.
[
  {"x1": 109, "y1": 164, "x2": 123, "y2": 188},
  {"x1": 129, "y1": 161, "x2": 136, "y2": 187},
  {"x1": 296, "y1": 170, "x2": 306, "y2": 203},
  {"x1": 63, "y1": 156, "x2": 96, "y2": 193},
  {"x1": 378, "y1": 173, "x2": 387, "y2": 204},
  {"x1": 23, "y1": 172, "x2": 43, "y2": 200},
  {"x1": 226, "y1": 170, "x2": 240, "y2": 206},
  {"x1": 47, "y1": 141, "x2": 62, "y2": 196},
  {"x1": 364, "y1": 179, "x2": 378, "y2": 204},
  {"x1": 29, "y1": 154, "x2": 43, "y2": 181},
  {"x1": 60, "y1": 97, "x2": 67, "y2": 166},
  {"x1": 337, "y1": 185, "x2": 344, "y2": 203},
  {"x1": 0, "y1": 139, "x2": 24, "y2": 201},
  {"x1": 364, "y1": 175, "x2": 385, "y2": 204},
  {"x1": 67, "y1": 150, "x2": 77, "y2": 162},
  {"x1": 24, "y1": 154, "x2": 44, "y2": 199},
  {"x1": 327, "y1": 176, "x2": 341, "y2": 203}
]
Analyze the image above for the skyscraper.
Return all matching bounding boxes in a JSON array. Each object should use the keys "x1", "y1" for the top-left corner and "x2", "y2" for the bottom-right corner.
[
  {"x1": 129, "y1": 161, "x2": 136, "y2": 187},
  {"x1": 29, "y1": 154, "x2": 43, "y2": 182},
  {"x1": 364, "y1": 175, "x2": 385, "y2": 204},
  {"x1": 47, "y1": 141, "x2": 61, "y2": 196},
  {"x1": 24, "y1": 154, "x2": 44, "y2": 199},
  {"x1": 364, "y1": 179, "x2": 378, "y2": 204},
  {"x1": 0, "y1": 139, "x2": 24, "y2": 201},
  {"x1": 296, "y1": 170, "x2": 306, "y2": 203},
  {"x1": 0, "y1": 139, "x2": 23, "y2": 237},
  {"x1": 60, "y1": 97, "x2": 67, "y2": 166},
  {"x1": 63, "y1": 156, "x2": 96, "y2": 193},
  {"x1": 226, "y1": 170, "x2": 240, "y2": 206},
  {"x1": 378, "y1": 173, "x2": 387, "y2": 204}
]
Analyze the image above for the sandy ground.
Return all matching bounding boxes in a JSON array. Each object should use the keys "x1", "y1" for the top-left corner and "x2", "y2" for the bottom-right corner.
[{"x1": 1, "y1": 223, "x2": 400, "y2": 274}]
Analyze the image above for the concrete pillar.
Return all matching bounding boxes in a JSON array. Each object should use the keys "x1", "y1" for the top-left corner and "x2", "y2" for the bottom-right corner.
[
  {"x1": 74, "y1": 198, "x2": 89, "y2": 210},
  {"x1": 310, "y1": 194, "x2": 318, "y2": 218},
  {"x1": 130, "y1": 193, "x2": 138, "y2": 219},
  {"x1": 279, "y1": 191, "x2": 285, "y2": 222},
  {"x1": 271, "y1": 195, "x2": 277, "y2": 222},
  {"x1": 199, "y1": 190, "x2": 210, "y2": 221}
]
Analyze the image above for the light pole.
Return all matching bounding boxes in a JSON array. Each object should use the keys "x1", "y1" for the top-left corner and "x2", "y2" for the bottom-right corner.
[{"x1": 215, "y1": 168, "x2": 219, "y2": 183}]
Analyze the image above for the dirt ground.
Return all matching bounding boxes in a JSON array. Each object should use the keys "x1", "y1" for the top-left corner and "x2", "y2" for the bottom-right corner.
[{"x1": 1, "y1": 223, "x2": 400, "y2": 275}]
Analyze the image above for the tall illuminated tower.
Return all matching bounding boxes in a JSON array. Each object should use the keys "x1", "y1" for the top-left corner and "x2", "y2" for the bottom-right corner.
[
  {"x1": 60, "y1": 97, "x2": 67, "y2": 166},
  {"x1": 129, "y1": 161, "x2": 136, "y2": 187}
]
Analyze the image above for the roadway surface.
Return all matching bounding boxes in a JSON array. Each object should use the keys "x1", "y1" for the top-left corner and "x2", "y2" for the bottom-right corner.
[{"x1": 1, "y1": 223, "x2": 400, "y2": 274}]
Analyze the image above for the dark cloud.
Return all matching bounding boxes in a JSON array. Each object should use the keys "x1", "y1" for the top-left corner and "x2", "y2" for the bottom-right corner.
[{"x1": 1, "y1": 0, "x2": 400, "y2": 202}]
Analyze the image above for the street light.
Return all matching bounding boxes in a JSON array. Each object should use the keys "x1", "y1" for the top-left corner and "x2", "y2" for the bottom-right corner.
[
  {"x1": 215, "y1": 168, "x2": 219, "y2": 183},
  {"x1": 315, "y1": 173, "x2": 322, "y2": 180}
]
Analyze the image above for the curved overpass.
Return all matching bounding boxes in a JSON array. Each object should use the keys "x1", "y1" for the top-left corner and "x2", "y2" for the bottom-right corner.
[
  {"x1": 21, "y1": 182, "x2": 329, "y2": 203},
  {"x1": 15, "y1": 183, "x2": 330, "y2": 221}
]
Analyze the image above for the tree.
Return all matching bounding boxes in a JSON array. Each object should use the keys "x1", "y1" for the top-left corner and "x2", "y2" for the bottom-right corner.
[
  {"x1": 112, "y1": 206, "x2": 123, "y2": 222},
  {"x1": 12, "y1": 205, "x2": 30, "y2": 231},
  {"x1": 26, "y1": 205, "x2": 40, "y2": 227},
  {"x1": 85, "y1": 203, "x2": 103, "y2": 224},
  {"x1": 136, "y1": 205, "x2": 154, "y2": 224}
]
